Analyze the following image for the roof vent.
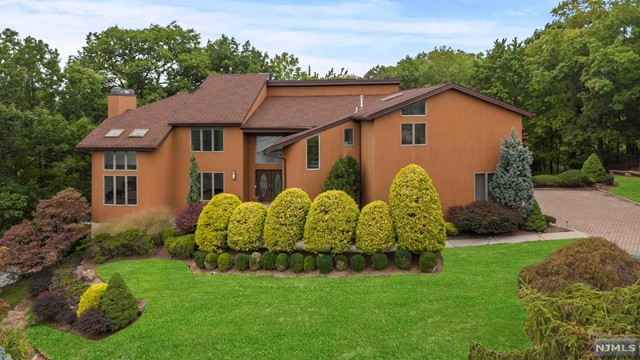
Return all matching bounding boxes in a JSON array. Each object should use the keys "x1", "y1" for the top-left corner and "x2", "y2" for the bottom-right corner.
[
  {"x1": 129, "y1": 129, "x2": 149, "y2": 138},
  {"x1": 105, "y1": 129, "x2": 125, "y2": 138},
  {"x1": 381, "y1": 92, "x2": 404, "y2": 101}
]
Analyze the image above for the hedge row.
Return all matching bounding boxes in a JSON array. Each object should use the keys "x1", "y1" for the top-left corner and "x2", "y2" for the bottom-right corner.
[{"x1": 532, "y1": 169, "x2": 613, "y2": 188}]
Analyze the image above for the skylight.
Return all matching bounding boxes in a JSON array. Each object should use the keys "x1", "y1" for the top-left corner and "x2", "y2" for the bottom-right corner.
[
  {"x1": 105, "y1": 129, "x2": 125, "y2": 138},
  {"x1": 129, "y1": 129, "x2": 149, "y2": 138},
  {"x1": 381, "y1": 92, "x2": 404, "y2": 102}
]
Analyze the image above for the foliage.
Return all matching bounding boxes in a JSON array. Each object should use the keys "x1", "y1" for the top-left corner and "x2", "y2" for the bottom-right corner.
[
  {"x1": 175, "y1": 202, "x2": 205, "y2": 236},
  {"x1": 0, "y1": 345, "x2": 12, "y2": 360},
  {"x1": 92, "y1": 230, "x2": 155, "y2": 263},
  {"x1": 303, "y1": 255, "x2": 316, "y2": 273},
  {"x1": 0, "y1": 192, "x2": 27, "y2": 234},
  {"x1": 531, "y1": 175, "x2": 562, "y2": 188},
  {"x1": 264, "y1": 188, "x2": 311, "y2": 252},
  {"x1": 186, "y1": 154, "x2": 200, "y2": 204},
  {"x1": 355, "y1": 201, "x2": 395, "y2": 255},
  {"x1": 204, "y1": 252, "x2": 218, "y2": 270},
  {"x1": 389, "y1": 164, "x2": 446, "y2": 252},
  {"x1": 303, "y1": 190, "x2": 359, "y2": 253},
  {"x1": 544, "y1": 215, "x2": 556, "y2": 224},
  {"x1": 395, "y1": 250, "x2": 412, "y2": 270},
  {"x1": 0, "y1": 278, "x2": 28, "y2": 311},
  {"x1": 444, "y1": 222, "x2": 459, "y2": 236},
  {"x1": 321, "y1": 156, "x2": 361, "y2": 202},
  {"x1": 235, "y1": 254, "x2": 250, "y2": 271},
  {"x1": 94, "y1": 208, "x2": 174, "y2": 246},
  {"x1": 27, "y1": 270, "x2": 52, "y2": 298},
  {"x1": 519, "y1": 199, "x2": 547, "y2": 233},
  {"x1": 611, "y1": 176, "x2": 640, "y2": 203},
  {"x1": 334, "y1": 254, "x2": 348, "y2": 271},
  {"x1": 164, "y1": 234, "x2": 196, "y2": 259},
  {"x1": 74, "y1": 308, "x2": 112, "y2": 337},
  {"x1": 227, "y1": 202, "x2": 267, "y2": 251},
  {"x1": 557, "y1": 170, "x2": 593, "y2": 187},
  {"x1": 100, "y1": 273, "x2": 138, "y2": 331},
  {"x1": 449, "y1": 201, "x2": 522, "y2": 234},
  {"x1": 32, "y1": 292, "x2": 71, "y2": 323},
  {"x1": 0, "y1": 188, "x2": 89, "y2": 275},
  {"x1": 0, "y1": 299, "x2": 9, "y2": 318},
  {"x1": 350, "y1": 255, "x2": 366, "y2": 272},
  {"x1": 193, "y1": 250, "x2": 207, "y2": 269},
  {"x1": 316, "y1": 254, "x2": 333, "y2": 274},
  {"x1": 581, "y1": 153, "x2": 607, "y2": 182},
  {"x1": 371, "y1": 253, "x2": 388, "y2": 270},
  {"x1": 275, "y1": 253, "x2": 289, "y2": 272},
  {"x1": 600, "y1": 173, "x2": 614, "y2": 185},
  {"x1": 1, "y1": 327, "x2": 33, "y2": 360},
  {"x1": 261, "y1": 251, "x2": 276, "y2": 271},
  {"x1": 249, "y1": 252, "x2": 261, "y2": 271},
  {"x1": 289, "y1": 253, "x2": 304, "y2": 273},
  {"x1": 77, "y1": 283, "x2": 108, "y2": 317},
  {"x1": 50, "y1": 256, "x2": 88, "y2": 308},
  {"x1": 419, "y1": 252, "x2": 438, "y2": 273},
  {"x1": 195, "y1": 193, "x2": 241, "y2": 253},
  {"x1": 217, "y1": 253, "x2": 233, "y2": 272}
]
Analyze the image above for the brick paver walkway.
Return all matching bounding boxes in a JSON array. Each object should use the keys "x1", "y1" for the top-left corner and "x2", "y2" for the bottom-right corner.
[{"x1": 535, "y1": 189, "x2": 640, "y2": 253}]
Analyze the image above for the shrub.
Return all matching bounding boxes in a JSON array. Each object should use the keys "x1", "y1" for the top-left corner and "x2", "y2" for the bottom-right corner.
[
  {"x1": 355, "y1": 201, "x2": 395, "y2": 255},
  {"x1": 275, "y1": 253, "x2": 289, "y2": 271},
  {"x1": 371, "y1": 253, "x2": 388, "y2": 270},
  {"x1": 217, "y1": 253, "x2": 233, "y2": 272},
  {"x1": 599, "y1": 173, "x2": 614, "y2": 185},
  {"x1": 303, "y1": 255, "x2": 316, "y2": 272},
  {"x1": 204, "y1": 252, "x2": 218, "y2": 269},
  {"x1": 544, "y1": 214, "x2": 556, "y2": 224},
  {"x1": 95, "y1": 208, "x2": 174, "y2": 246},
  {"x1": 56, "y1": 308, "x2": 77, "y2": 325},
  {"x1": 175, "y1": 202, "x2": 205, "y2": 235},
  {"x1": 92, "y1": 230, "x2": 155, "y2": 263},
  {"x1": 395, "y1": 250, "x2": 412, "y2": 270},
  {"x1": 195, "y1": 193, "x2": 242, "y2": 252},
  {"x1": 419, "y1": 252, "x2": 438, "y2": 272},
  {"x1": 261, "y1": 251, "x2": 276, "y2": 270},
  {"x1": 193, "y1": 250, "x2": 207, "y2": 269},
  {"x1": 27, "y1": 269, "x2": 52, "y2": 298},
  {"x1": 316, "y1": 254, "x2": 333, "y2": 274},
  {"x1": 1, "y1": 328, "x2": 34, "y2": 360},
  {"x1": 334, "y1": 254, "x2": 349, "y2": 271},
  {"x1": 389, "y1": 164, "x2": 446, "y2": 253},
  {"x1": 74, "y1": 308, "x2": 112, "y2": 337},
  {"x1": 77, "y1": 283, "x2": 108, "y2": 317},
  {"x1": 519, "y1": 237, "x2": 640, "y2": 293},
  {"x1": 520, "y1": 199, "x2": 547, "y2": 232},
  {"x1": 163, "y1": 234, "x2": 195, "y2": 258},
  {"x1": 444, "y1": 222, "x2": 459, "y2": 236},
  {"x1": 581, "y1": 153, "x2": 606, "y2": 182},
  {"x1": 557, "y1": 169, "x2": 593, "y2": 187},
  {"x1": 32, "y1": 292, "x2": 70, "y2": 322},
  {"x1": 448, "y1": 201, "x2": 521, "y2": 234},
  {"x1": 51, "y1": 266, "x2": 88, "y2": 309},
  {"x1": 321, "y1": 155, "x2": 361, "y2": 202},
  {"x1": 264, "y1": 188, "x2": 311, "y2": 252},
  {"x1": 532, "y1": 174, "x2": 563, "y2": 188},
  {"x1": 304, "y1": 190, "x2": 359, "y2": 253},
  {"x1": 290, "y1": 253, "x2": 304, "y2": 273},
  {"x1": 350, "y1": 254, "x2": 366, "y2": 272},
  {"x1": 235, "y1": 253, "x2": 250, "y2": 271},
  {"x1": 100, "y1": 272, "x2": 138, "y2": 331},
  {"x1": 186, "y1": 154, "x2": 201, "y2": 205},
  {"x1": 249, "y1": 252, "x2": 261, "y2": 271},
  {"x1": 227, "y1": 202, "x2": 267, "y2": 251}
]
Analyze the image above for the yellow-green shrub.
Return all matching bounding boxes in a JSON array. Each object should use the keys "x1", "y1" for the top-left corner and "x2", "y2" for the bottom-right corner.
[
  {"x1": 389, "y1": 164, "x2": 446, "y2": 252},
  {"x1": 303, "y1": 190, "x2": 359, "y2": 253},
  {"x1": 264, "y1": 188, "x2": 311, "y2": 252},
  {"x1": 445, "y1": 222, "x2": 459, "y2": 236},
  {"x1": 227, "y1": 202, "x2": 267, "y2": 251},
  {"x1": 195, "y1": 193, "x2": 241, "y2": 253},
  {"x1": 76, "y1": 283, "x2": 108, "y2": 317},
  {"x1": 355, "y1": 201, "x2": 395, "y2": 254}
]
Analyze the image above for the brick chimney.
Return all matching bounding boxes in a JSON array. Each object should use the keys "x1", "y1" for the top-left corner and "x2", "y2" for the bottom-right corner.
[{"x1": 108, "y1": 87, "x2": 136, "y2": 118}]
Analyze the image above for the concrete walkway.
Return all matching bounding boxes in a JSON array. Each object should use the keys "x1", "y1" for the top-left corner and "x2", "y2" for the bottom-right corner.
[{"x1": 446, "y1": 230, "x2": 586, "y2": 248}]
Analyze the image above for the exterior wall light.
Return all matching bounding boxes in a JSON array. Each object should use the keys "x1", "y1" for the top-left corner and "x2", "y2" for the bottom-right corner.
[{"x1": 232, "y1": 170, "x2": 236, "y2": 180}]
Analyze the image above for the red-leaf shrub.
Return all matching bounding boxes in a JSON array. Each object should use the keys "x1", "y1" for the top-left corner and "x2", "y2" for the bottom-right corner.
[
  {"x1": 32, "y1": 292, "x2": 71, "y2": 323},
  {"x1": 175, "y1": 202, "x2": 205, "y2": 235},
  {"x1": 27, "y1": 269, "x2": 53, "y2": 298},
  {"x1": 0, "y1": 188, "x2": 90, "y2": 275},
  {"x1": 74, "y1": 308, "x2": 112, "y2": 336},
  {"x1": 448, "y1": 201, "x2": 522, "y2": 234}
]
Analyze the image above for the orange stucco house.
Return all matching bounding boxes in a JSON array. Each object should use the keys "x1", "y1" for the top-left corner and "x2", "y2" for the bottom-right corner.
[{"x1": 77, "y1": 74, "x2": 531, "y2": 223}]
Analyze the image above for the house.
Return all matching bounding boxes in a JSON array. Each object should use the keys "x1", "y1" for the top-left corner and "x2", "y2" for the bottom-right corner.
[{"x1": 77, "y1": 74, "x2": 532, "y2": 223}]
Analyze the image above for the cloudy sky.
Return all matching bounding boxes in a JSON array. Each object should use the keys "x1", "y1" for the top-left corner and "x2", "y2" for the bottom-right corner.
[{"x1": 1, "y1": 0, "x2": 558, "y2": 75}]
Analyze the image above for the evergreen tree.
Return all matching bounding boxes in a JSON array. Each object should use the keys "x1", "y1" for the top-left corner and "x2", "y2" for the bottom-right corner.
[
  {"x1": 321, "y1": 156, "x2": 361, "y2": 202},
  {"x1": 186, "y1": 154, "x2": 200, "y2": 204},
  {"x1": 581, "y1": 153, "x2": 606, "y2": 182},
  {"x1": 100, "y1": 272, "x2": 138, "y2": 331}
]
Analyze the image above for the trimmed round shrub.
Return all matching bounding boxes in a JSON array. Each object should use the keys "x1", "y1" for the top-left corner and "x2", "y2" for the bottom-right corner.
[
  {"x1": 217, "y1": 253, "x2": 233, "y2": 272},
  {"x1": 355, "y1": 201, "x2": 395, "y2": 255},
  {"x1": 581, "y1": 153, "x2": 606, "y2": 182},
  {"x1": 395, "y1": 250, "x2": 412, "y2": 270},
  {"x1": 448, "y1": 201, "x2": 522, "y2": 234},
  {"x1": 275, "y1": 253, "x2": 289, "y2": 271},
  {"x1": 261, "y1": 251, "x2": 276, "y2": 270},
  {"x1": 520, "y1": 199, "x2": 547, "y2": 232},
  {"x1": 32, "y1": 292, "x2": 70, "y2": 322},
  {"x1": 249, "y1": 252, "x2": 261, "y2": 271},
  {"x1": 532, "y1": 175, "x2": 562, "y2": 188},
  {"x1": 27, "y1": 269, "x2": 52, "y2": 298},
  {"x1": 303, "y1": 255, "x2": 316, "y2": 272},
  {"x1": 316, "y1": 254, "x2": 334, "y2": 274},
  {"x1": 205, "y1": 252, "x2": 219, "y2": 269},
  {"x1": 290, "y1": 253, "x2": 304, "y2": 273},
  {"x1": 304, "y1": 190, "x2": 359, "y2": 253},
  {"x1": 100, "y1": 272, "x2": 138, "y2": 331},
  {"x1": 264, "y1": 188, "x2": 311, "y2": 252},
  {"x1": 235, "y1": 253, "x2": 250, "y2": 271},
  {"x1": 193, "y1": 250, "x2": 208, "y2": 269},
  {"x1": 350, "y1": 254, "x2": 366, "y2": 272},
  {"x1": 371, "y1": 253, "x2": 388, "y2": 270},
  {"x1": 175, "y1": 202, "x2": 205, "y2": 235},
  {"x1": 74, "y1": 308, "x2": 112, "y2": 337},
  {"x1": 334, "y1": 254, "x2": 349, "y2": 271},
  {"x1": 557, "y1": 170, "x2": 593, "y2": 187},
  {"x1": 444, "y1": 222, "x2": 459, "y2": 236},
  {"x1": 419, "y1": 252, "x2": 438, "y2": 272},
  {"x1": 321, "y1": 155, "x2": 361, "y2": 201},
  {"x1": 77, "y1": 283, "x2": 108, "y2": 317},
  {"x1": 227, "y1": 202, "x2": 267, "y2": 251},
  {"x1": 163, "y1": 234, "x2": 195, "y2": 258},
  {"x1": 195, "y1": 193, "x2": 242, "y2": 252},
  {"x1": 389, "y1": 164, "x2": 446, "y2": 253}
]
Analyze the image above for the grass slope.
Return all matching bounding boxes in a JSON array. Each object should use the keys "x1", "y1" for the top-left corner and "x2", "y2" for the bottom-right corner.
[
  {"x1": 612, "y1": 175, "x2": 640, "y2": 203},
  {"x1": 27, "y1": 240, "x2": 574, "y2": 360}
]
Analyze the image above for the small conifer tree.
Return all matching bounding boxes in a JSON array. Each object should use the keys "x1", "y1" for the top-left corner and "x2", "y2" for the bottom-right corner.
[
  {"x1": 186, "y1": 154, "x2": 200, "y2": 204},
  {"x1": 100, "y1": 272, "x2": 138, "y2": 331},
  {"x1": 581, "y1": 153, "x2": 606, "y2": 182},
  {"x1": 321, "y1": 156, "x2": 361, "y2": 202}
]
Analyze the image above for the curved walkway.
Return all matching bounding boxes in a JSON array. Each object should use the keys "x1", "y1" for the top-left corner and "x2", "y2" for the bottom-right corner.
[{"x1": 535, "y1": 189, "x2": 640, "y2": 253}]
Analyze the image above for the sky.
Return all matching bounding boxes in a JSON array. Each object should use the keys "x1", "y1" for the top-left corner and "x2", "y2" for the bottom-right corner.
[{"x1": 1, "y1": 0, "x2": 559, "y2": 76}]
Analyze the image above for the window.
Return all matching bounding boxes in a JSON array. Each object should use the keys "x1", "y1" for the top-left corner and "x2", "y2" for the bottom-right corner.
[
  {"x1": 474, "y1": 173, "x2": 495, "y2": 201},
  {"x1": 199, "y1": 172, "x2": 224, "y2": 201},
  {"x1": 104, "y1": 176, "x2": 137, "y2": 205},
  {"x1": 401, "y1": 101, "x2": 426, "y2": 116},
  {"x1": 344, "y1": 128, "x2": 354, "y2": 146},
  {"x1": 129, "y1": 129, "x2": 149, "y2": 138},
  {"x1": 191, "y1": 128, "x2": 223, "y2": 152},
  {"x1": 401, "y1": 123, "x2": 427, "y2": 146},
  {"x1": 256, "y1": 136, "x2": 283, "y2": 164},
  {"x1": 306, "y1": 135, "x2": 320, "y2": 170},
  {"x1": 104, "y1": 151, "x2": 137, "y2": 170}
]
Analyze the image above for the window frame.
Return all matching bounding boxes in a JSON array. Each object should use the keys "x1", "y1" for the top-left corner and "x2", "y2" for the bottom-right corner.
[
  {"x1": 103, "y1": 175, "x2": 138, "y2": 206},
  {"x1": 191, "y1": 128, "x2": 224, "y2": 153},
  {"x1": 400, "y1": 101, "x2": 427, "y2": 117},
  {"x1": 104, "y1": 151, "x2": 137, "y2": 171},
  {"x1": 306, "y1": 135, "x2": 320, "y2": 170},
  {"x1": 474, "y1": 172, "x2": 495, "y2": 202},
  {"x1": 198, "y1": 172, "x2": 225, "y2": 201},
  {"x1": 400, "y1": 122, "x2": 427, "y2": 147},
  {"x1": 343, "y1": 128, "x2": 354, "y2": 146}
]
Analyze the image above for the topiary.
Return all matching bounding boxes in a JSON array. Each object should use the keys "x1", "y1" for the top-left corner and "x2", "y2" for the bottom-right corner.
[
  {"x1": 217, "y1": 253, "x2": 233, "y2": 272},
  {"x1": 261, "y1": 251, "x2": 276, "y2": 270},
  {"x1": 227, "y1": 202, "x2": 267, "y2": 251},
  {"x1": 74, "y1": 308, "x2": 112, "y2": 337},
  {"x1": 334, "y1": 254, "x2": 349, "y2": 271},
  {"x1": 193, "y1": 250, "x2": 208, "y2": 269},
  {"x1": 264, "y1": 188, "x2": 311, "y2": 252},
  {"x1": 395, "y1": 250, "x2": 412, "y2": 270},
  {"x1": 444, "y1": 222, "x2": 459, "y2": 236},
  {"x1": 235, "y1": 253, "x2": 250, "y2": 271},
  {"x1": 195, "y1": 193, "x2": 242, "y2": 252},
  {"x1": 316, "y1": 254, "x2": 333, "y2": 274},
  {"x1": 321, "y1": 155, "x2": 361, "y2": 202},
  {"x1": 303, "y1": 255, "x2": 316, "y2": 272},
  {"x1": 77, "y1": 283, "x2": 108, "y2": 317},
  {"x1": 275, "y1": 253, "x2": 289, "y2": 271},
  {"x1": 304, "y1": 190, "x2": 359, "y2": 253},
  {"x1": 27, "y1": 269, "x2": 52, "y2": 298},
  {"x1": 204, "y1": 252, "x2": 218, "y2": 269},
  {"x1": 419, "y1": 252, "x2": 437, "y2": 272},
  {"x1": 520, "y1": 199, "x2": 547, "y2": 232},
  {"x1": 175, "y1": 202, "x2": 205, "y2": 235},
  {"x1": 100, "y1": 272, "x2": 138, "y2": 331},
  {"x1": 371, "y1": 253, "x2": 388, "y2": 270},
  {"x1": 389, "y1": 164, "x2": 446, "y2": 253},
  {"x1": 290, "y1": 253, "x2": 304, "y2": 273},
  {"x1": 557, "y1": 170, "x2": 593, "y2": 187},
  {"x1": 249, "y1": 252, "x2": 261, "y2": 271},
  {"x1": 163, "y1": 234, "x2": 195, "y2": 258},
  {"x1": 355, "y1": 201, "x2": 395, "y2": 255},
  {"x1": 532, "y1": 175, "x2": 563, "y2": 188},
  {"x1": 448, "y1": 201, "x2": 522, "y2": 234},
  {"x1": 581, "y1": 153, "x2": 606, "y2": 182},
  {"x1": 32, "y1": 292, "x2": 70, "y2": 323},
  {"x1": 350, "y1": 254, "x2": 366, "y2": 272}
]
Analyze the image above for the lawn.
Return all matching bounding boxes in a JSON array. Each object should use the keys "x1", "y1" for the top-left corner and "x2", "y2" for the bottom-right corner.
[
  {"x1": 27, "y1": 240, "x2": 575, "y2": 360},
  {"x1": 611, "y1": 175, "x2": 640, "y2": 203}
]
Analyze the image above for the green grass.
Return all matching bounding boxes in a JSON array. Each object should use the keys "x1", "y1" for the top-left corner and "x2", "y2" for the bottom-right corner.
[
  {"x1": 27, "y1": 240, "x2": 575, "y2": 360},
  {"x1": 1, "y1": 277, "x2": 29, "y2": 311},
  {"x1": 611, "y1": 175, "x2": 640, "y2": 203}
]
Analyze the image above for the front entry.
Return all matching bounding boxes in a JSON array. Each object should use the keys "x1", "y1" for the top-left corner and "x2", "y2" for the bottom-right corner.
[{"x1": 255, "y1": 170, "x2": 283, "y2": 202}]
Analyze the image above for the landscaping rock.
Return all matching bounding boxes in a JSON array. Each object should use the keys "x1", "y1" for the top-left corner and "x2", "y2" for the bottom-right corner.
[{"x1": 250, "y1": 252, "x2": 261, "y2": 271}]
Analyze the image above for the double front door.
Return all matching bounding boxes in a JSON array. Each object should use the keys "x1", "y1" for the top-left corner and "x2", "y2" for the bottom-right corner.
[{"x1": 256, "y1": 170, "x2": 282, "y2": 202}]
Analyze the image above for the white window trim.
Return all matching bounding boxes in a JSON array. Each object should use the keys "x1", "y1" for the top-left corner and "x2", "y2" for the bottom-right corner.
[
  {"x1": 343, "y1": 128, "x2": 354, "y2": 147},
  {"x1": 473, "y1": 172, "x2": 495, "y2": 202},
  {"x1": 400, "y1": 122, "x2": 427, "y2": 147},
  {"x1": 400, "y1": 101, "x2": 427, "y2": 117},
  {"x1": 306, "y1": 135, "x2": 321, "y2": 170},
  {"x1": 191, "y1": 128, "x2": 224, "y2": 153},
  {"x1": 199, "y1": 172, "x2": 225, "y2": 201},
  {"x1": 103, "y1": 175, "x2": 138, "y2": 206},
  {"x1": 103, "y1": 151, "x2": 137, "y2": 171}
]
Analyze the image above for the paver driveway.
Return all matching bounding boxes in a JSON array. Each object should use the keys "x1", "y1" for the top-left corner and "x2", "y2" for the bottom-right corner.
[{"x1": 536, "y1": 189, "x2": 640, "y2": 253}]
